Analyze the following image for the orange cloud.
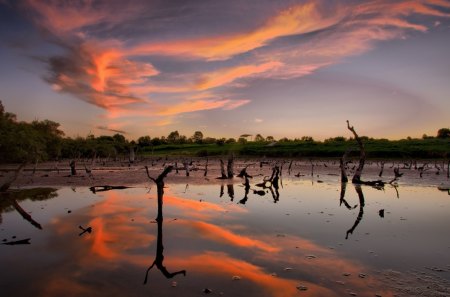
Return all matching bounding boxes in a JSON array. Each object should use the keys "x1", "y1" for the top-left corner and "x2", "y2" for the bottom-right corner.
[
  {"x1": 24, "y1": 0, "x2": 143, "y2": 36},
  {"x1": 184, "y1": 221, "x2": 279, "y2": 253},
  {"x1": 171, "y1": 252, "x2": 336, "y2": 297},
  {"x1": 130, "y1": 2, "x2": 344, "y2": 60},
  {"x1": 196, "y1": 61, "x2": 282, "y2": 90},
  {"x1": 155, "y1": 99, "x2": 251, "y2": 116}
]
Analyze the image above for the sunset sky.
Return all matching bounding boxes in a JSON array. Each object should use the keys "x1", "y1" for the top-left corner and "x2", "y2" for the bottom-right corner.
[{"x1": 0, "y1": 0, "x2": 449, "y2": 140}]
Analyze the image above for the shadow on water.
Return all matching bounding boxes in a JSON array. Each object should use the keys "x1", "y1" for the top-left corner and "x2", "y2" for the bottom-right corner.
[
  {"x1": 143, "y1": 166, "x2": 186, "y2": 284},
  {"x1": 0, "y1": 188, "x2": 58, "y2": 229}
]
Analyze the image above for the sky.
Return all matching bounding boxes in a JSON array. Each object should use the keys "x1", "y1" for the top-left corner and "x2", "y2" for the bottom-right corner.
[{"x1": 0, "y1": 0, "x2": 449, "y2": 140}]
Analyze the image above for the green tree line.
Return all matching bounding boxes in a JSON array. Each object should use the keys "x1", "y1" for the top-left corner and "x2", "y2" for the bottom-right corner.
[{"x1": 0, "y1": 101, "x2": 449, "y2": 163}]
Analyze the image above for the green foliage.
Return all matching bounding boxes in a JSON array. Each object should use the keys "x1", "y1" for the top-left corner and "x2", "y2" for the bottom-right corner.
[
  {"x1": 0, "y1": 101, "x2": 64, "y2": 162},
  {"x1": 437, "y1": 128, "x2": 450, "y2": 139},
  {"x1": 192, "y1": 131, "x2": 204, "y2": 143},
  {"x1": 0, "y1": 100, "x2": 448, "y2": 162}
]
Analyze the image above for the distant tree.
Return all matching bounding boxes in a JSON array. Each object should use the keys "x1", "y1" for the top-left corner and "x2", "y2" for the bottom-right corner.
[
  {"x1": 254, "y1": 134, "x2": 265, "y2": 142},
  {"x1": 178, "y1": 135, "x2": 187, "y2": 144},
  {"x1": 238, "y1": 137, "x2": 247, "y2": 144},
  {"x1": 138, "y1": 136, "x2": 151, "y2": 147},
  {"x1": 151, "y1": 137, "x2": 163, "y2": 146},
  {"x1": 301, "y1": 136, "x2": 314, "y2": 142},
  {"x1": 216, "y1": 138, "x2": 226, "y2": 146},
  {"x1": 225, "y1": 138, "x2": 236, "y2": 144},
  {"x1": 437, "y1": 128, "x2": 450, "y2": 139},
  {"x1": 192, "y1": 131, "x2": 204, "y2": 143},
  {"x1": 167, "y1": 130, "x2": 180, "y2": 143},
  {"x1": 112, "y1": 133, "x2": 126, "y2": 143},
  {"x1": 279, "y1": 137, "x2": 291, "y2": 142},
  {"x1": 203, "y1": 137, "x2": 216, "y2": 144},
  {"x1": 266, "y1": 136, "x2": 275, "y2": 142}
]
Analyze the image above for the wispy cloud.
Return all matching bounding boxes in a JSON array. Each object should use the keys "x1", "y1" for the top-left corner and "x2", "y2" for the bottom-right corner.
[
  {"x1": 15, "y1": 0, "x2": 450, "y2": 134},
  {"x1": 96, "y1": 125, "x2": 127, "y2": 134}
]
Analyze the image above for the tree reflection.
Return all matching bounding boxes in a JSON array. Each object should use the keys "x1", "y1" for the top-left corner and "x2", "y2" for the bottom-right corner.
[
  {"x1": 144, "y1": 166, "x2": 186, "y2": 284},
  {"x1": 345, "y1": 185, "x2": 365, "y2": 240},
  {"x1": 0, "y1": 188, "x2": 58, "y2": 229}
]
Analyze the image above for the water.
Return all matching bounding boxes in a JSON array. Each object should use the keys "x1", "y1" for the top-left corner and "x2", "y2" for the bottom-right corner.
[{"x1": 1, "y1": 178, "x2": 449, "y2": 297}]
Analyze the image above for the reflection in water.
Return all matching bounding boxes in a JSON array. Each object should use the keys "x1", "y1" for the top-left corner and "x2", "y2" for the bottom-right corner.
[
  {"x1": 2, "y1": 176, "x2": 450, "y2": 296},
  {"x1": 345, "y1": 185, "x2": 365, "y2": 240},
  {"x1": 339, "y1": 182, "x2": 357, "y2": 210},
  {"x1": 227, "y1": 184, "x2": 234, "y2": 201},
  {"x1": 0, "y1": 188, "x2": 58, "y2": 228},
  {"x1": 144, "y1": 166, "x2": 186, "y2": 284}
]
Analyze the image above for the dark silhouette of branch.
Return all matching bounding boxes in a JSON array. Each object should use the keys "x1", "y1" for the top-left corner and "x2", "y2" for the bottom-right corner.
[
  {"x1": 144, "y1": 165, "x2": 186, "y2": 284},
  {"x1": 346, "y1": 185, "x2": 365, "y2": 239},
  {"x1": 346, "y1": 120, "x2": 365, "y2": 183}
]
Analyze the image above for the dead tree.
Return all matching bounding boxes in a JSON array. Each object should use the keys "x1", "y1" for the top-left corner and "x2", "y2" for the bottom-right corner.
[
  {"x1": 227, "y1": 155, "x2": 234, "y2": 178},
  {"x1": 144, "y1": 165, "x2": 186, "y2": 283},
  {"x1": 340, "y1": 148, "x2": 353, "y2": 183},
  {"x1": 288, "y1": 160, "x2": 293, "y2": 175},
  {"x1": 69, "y1": 160, "x2": 77, "y2": 176},
  {"x1": 346, "y1": 120, "x2": 365, "y2": 184},
  {"x1": 447, "y1": 160, "x2": 449, "y2": 179},
  {"x1": 378, "y1": 161, "x2": 385, "y2": 177},
  {"x1": 0, "y1": 162, "x2": 27, "y2": 192},
  {"x1": 217, "y1": 159, "x2": 228, "y2": 179},
  {"x1": 237, "y1": 164, "x2": 253, "y2": 178},
  {"x1": 204, "y1": 157, "x2": 208, "y2": 177},
  {"x1": 182, "y1": 160, "x2": 189, "y2": 177}
]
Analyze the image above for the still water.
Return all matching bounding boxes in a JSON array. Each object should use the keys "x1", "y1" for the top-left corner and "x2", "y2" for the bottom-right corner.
[{"x1": 1, "y1": 178, "x2": 449, "y2": 297}]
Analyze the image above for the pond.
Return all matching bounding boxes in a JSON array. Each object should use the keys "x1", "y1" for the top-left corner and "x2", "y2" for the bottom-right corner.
[{"x1": 1, "y1": 176, "x2": 449, "y2": 297}]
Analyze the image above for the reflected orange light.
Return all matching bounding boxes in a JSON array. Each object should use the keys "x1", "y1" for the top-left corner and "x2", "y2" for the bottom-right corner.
[{"x1": 184, "y1": 221, "x2": 279, "y2": 253}]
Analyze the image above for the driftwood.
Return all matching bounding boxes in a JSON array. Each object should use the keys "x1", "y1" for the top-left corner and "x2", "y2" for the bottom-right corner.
[
  {"x1": 2, "y1": 238, "x2": 31, "y2": 245},
  {"x1": 89, "y1": 185, "x2": 131, "y2": 194},
  {"x1": 255, "y1": 166, "x2": 280, "y2": 202},
  {"x1": 144, "y1": 165, "x2": 186, "y2": 283}
]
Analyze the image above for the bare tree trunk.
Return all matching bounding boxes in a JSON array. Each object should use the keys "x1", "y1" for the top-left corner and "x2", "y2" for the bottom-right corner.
[
  {"x1": 0, "y1": 162, "x2": 27, "y2": 192},
  {"x1": 218, "y1": 159, "x2": 227, "y2": 179},
  {"x1": 227, "y1": 155, "x2": 234, "y2": 179},
  {"x1": 340, "y1": 157, "x2": 348, "y2": 183},
  {"x1": 447, "y1": 160, "x2": 449, "y2": 179},
  {"x1": 182, "y1": 161, "x2": 189, "y2": 177},
  {"x1": 69, "y1": 160, "x2": 77, "y2": 176},
  {"x1": 204, "y1": 158, "x2": 208, "y2": 177},
  {"x1": 378, "y1": 161, "x2": 385, "y2": 177},
  {"x1": 347, "y1": 120, "x2": 365, "y2": 184},
  {"x1": 288, "y1": 160, "x2": 293, "y2": 175},
  {"x1": 129, "y1": 147, "x2": 135, "y2": 163}
]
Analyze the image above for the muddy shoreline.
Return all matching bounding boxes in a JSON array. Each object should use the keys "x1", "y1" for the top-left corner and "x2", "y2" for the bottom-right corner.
[{"x1": 1, "y1": 158, "x2": 448, "y2": 189}]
